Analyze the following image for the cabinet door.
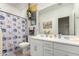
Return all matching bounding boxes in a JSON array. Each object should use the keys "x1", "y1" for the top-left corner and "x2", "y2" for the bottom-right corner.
[
  {"x1": 43, "y1": 41, "x2": 54, "y2": 56},
  {"x1": 36, "y1": 40, "x2": 43, "y2": 56},
  {"x1": 30, "y1": 40, "x2": 37, "y2": 56},
  {"x1": 54, "y1": 42, "x2": 79, "y2": 55},
  {"x1": 54, "y1": 49, "x2": 67, "y2": 56},
  {"x1": 43, "y1": 48, "x2": 53, "y2": 56},
  {"x1": 66, "y1": 52, "x2": 79, "y2": 56},
  {"x1": 30, "y1": 39, "x2": 43, "y2": 56}
]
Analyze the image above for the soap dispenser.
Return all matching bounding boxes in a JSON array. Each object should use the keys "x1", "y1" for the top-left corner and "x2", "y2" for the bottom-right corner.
[{"x1": 0, "y1": 27, "x2": 3, "y2": 56}]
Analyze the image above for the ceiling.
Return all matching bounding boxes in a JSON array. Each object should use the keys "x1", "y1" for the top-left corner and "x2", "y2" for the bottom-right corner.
[
  {"x1": 7, "y1": 3, "x2": 28, "y2": 10},
  {"x1": 7, "y1": 3, "x2": 55, "y2": 11}
]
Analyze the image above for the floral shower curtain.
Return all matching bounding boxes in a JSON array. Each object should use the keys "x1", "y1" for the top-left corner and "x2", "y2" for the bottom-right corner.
[{"x1": 0, "y1": 10, "x2": 28, "y2": 56}]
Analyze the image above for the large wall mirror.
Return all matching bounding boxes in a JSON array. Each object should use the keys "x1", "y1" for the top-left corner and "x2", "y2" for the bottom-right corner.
[{"x1": 38, "y1": 3, "x2": 79, "y2": 36}]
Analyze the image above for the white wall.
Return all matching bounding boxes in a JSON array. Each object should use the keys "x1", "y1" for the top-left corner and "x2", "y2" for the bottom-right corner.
[
  {"x1": 38, "y1": 3, "x2": 55, "y2": 11},
  {"x1": 38, "y1": 3, "x2": 74, "y2": 35},
  {"x1": 74, "y1": 4, "x2": 79, "y2": 35},
  {"x1": 0, "y1": 3, "x2": 27, "y2": 18}
]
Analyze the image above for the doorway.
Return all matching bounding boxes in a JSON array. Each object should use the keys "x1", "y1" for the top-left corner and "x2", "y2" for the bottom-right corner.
[{"x1": 58, "y1": 16, "x2": 69, "y2": 35}]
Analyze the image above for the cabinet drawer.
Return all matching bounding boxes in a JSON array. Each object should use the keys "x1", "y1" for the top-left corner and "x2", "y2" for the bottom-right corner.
[
  {"x1": 43, "y1": 41, "x2": 53, "y2": 44},
  {"x1": 44, "y1": 47, "x2": 53, "y2": 52},
  {"x1": 54, "y1": 42, "x2": 79, "y2": 54},
  {"x1": 43, "y1": 45, "x2": 53, "y2": 48},
  {"x1": 54, "y1": 42, "x2": 68, "y2": 50},
  {"x1": 43, "y1": 41, "x2": 53, "y2": 48}
]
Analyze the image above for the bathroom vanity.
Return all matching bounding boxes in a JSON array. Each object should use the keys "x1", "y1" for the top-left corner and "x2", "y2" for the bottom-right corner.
[
  {"x1": 29, "y1": 35, "x2": 79, "y2": 56},
  {"x1": 28, "y1": 4, "x2": 79, "y2": 56}
]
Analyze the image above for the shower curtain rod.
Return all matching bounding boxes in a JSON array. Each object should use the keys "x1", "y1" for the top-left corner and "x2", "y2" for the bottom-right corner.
[{"x1": 0, "y1": 10, "x2": 27, "y2": 20}]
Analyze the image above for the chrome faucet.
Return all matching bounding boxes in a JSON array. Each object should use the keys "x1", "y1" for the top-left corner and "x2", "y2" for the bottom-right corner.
[{"x1": 58, "y1": 34, "x2": 62, "y2": 38}]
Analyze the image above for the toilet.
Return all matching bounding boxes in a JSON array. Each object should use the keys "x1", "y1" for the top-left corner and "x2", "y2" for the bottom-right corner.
[{"x1": 19, "y1": 42, "x2": 30, "y2": 56}]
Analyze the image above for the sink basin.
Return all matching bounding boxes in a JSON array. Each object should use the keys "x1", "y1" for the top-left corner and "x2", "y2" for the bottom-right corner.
[
  {"x1": 60, "y1": 35, "x2": 75, "y2": 40},
  {"x1": 68, "y1": 36, "x2": 79, "y2": 43}
]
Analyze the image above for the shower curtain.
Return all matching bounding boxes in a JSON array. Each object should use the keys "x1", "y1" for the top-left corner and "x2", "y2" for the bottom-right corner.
[{"x1": 0, "y1": 10, "x2": 28, "y2": 56}]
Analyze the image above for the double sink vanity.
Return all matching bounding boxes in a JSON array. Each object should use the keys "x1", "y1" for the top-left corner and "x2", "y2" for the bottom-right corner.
[
  {"x1": 28, "y1": 3, "x2": 79, "y2": 56},
  {"x1": 29, "y1": 35, "x2": 79, "y2": 56}
]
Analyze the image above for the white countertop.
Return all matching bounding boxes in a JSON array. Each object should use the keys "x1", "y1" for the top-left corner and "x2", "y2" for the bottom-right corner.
[{"x1": 29, "y1": 36, "x2": 79, "y2": 46}]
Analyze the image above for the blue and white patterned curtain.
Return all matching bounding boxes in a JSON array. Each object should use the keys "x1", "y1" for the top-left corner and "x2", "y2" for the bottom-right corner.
[{"x1": 0, "y1": 10, "x2": 28, "y2": 56}]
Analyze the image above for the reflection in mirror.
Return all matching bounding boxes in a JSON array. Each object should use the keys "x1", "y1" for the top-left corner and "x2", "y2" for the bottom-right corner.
[
  {"x1": 39, "y1": 3, "x2": 79, "y2": 38},
  {"x1": 58, "y1": 16, "x2": 69, "y2": 35}
]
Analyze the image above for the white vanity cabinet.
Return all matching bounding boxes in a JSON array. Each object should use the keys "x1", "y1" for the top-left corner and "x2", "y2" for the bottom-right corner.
[
  {"x1": 54, "y1": 49, "x2": 68, "y2": 56},
  {"x1": 43, "y1": 41, "x2": 54, "y2": 56},
  {"x1": 29, "y1": 36, "x2": 79, "y2": 56},
  {"x1": 54, "y1": 42, "x2": 79, "y2": 56},
  {"x1": 29, "y1": 38, "x2": 43, "y2": 56},
  {"x1": 54, "y1": 49, "x2": 79, "y2": 56}
]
